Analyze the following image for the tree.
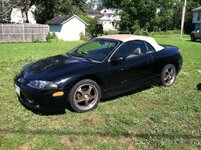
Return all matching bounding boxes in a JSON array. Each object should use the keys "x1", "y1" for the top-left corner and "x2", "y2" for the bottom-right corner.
[
  {"x1": 103, "y1": 0, "x2": 158, "y2": 33},
  {"x1": 0, "y1": 0, "x2": 35, "y2": 22},
  {"x1": 36, "y1": 0, "x2": 88, "y2": 23},
  {"x1": 9, "y1": 0, "x2": 36, "y2": 22},
  {"x1": 35, "y1": 0, "x2": 61, "y2": 23},
  {"x1": 86, "y1": 0, "x2": 103, "y2": 10},
  {"x1": 71, "y1": 0, "x2": 86, "y2": 13},
  {"x1": 1, "y1": 0, "x2": 87, "y2": 24},
  {"x1": 154, "y1": 0, "x2": 182, "y2": 31},
  {"x1": 80, "y1": 15, "x2": 103, "y2": 37},
  {"x1": 0, "y1": 0, "x2": 11, "y2": 22},
  {"x1": 36, "y1": 0, "x2": 87, "y2": 24},
  {"x1": 102, "y1": 0, "x2": 121, "y2": 8},
  {"x1": 102, "y1": 0, "x2": 201, "y2": 34}
]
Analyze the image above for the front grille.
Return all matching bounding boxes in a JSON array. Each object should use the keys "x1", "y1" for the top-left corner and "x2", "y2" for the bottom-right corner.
[{"x1": 20, "y1": 92, "x2": 37, "y2": 107}]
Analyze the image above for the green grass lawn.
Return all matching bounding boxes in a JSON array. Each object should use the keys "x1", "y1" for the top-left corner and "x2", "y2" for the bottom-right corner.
[{"x1": 0, "y1": 35, "x2": 200, "y2": 150}]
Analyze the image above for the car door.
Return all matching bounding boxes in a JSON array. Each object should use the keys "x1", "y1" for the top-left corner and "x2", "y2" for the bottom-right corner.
[{"x1": 107, "y1": 40, "x2": 154, "y2": 92}]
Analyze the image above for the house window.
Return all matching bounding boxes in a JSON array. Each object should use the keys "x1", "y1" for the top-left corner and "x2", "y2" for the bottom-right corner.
[{"x1": 198, "y1": 11, "x2": 201, "y2": 21}]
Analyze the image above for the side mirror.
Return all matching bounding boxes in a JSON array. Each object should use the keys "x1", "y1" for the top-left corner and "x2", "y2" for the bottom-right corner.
[{"x1": 111, "y1": 56, "x2": 125, "y2": 62}]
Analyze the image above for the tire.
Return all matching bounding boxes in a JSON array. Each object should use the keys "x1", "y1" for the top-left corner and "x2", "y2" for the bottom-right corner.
[
  {"x1": 191, "y1": 34, "x2": 196, "y2": 41},
  {"x1": 161, "y1": 64, "x2": 177, "y2": 87},
  {"x1": 67, "y1": 79, "x2": 101, "y2": 113}
]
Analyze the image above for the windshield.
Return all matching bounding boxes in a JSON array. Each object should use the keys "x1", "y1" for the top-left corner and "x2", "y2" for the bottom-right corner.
[{"x1": 69, "y1": 39, "x2": 120, "y2": 62}]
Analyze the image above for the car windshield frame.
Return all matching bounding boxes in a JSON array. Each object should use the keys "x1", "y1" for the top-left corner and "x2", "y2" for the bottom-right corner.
[{"x1": 67, "y1": 38, "x2": 122, "y2": 62}]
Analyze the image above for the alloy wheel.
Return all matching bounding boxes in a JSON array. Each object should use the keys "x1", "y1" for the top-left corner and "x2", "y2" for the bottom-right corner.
[
  {"x1": 164, "y1": 67, "x2": 175, "y2": 86},
  {"x1": 73, "y1": 84, "x2": 98, "y2": 111}
]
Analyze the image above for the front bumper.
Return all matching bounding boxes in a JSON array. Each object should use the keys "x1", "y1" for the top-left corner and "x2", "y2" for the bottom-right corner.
[{"x1": 14, "y1": 75, "x2": 68, "y2": 112}]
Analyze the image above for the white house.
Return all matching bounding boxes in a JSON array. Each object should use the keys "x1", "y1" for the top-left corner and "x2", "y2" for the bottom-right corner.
[
  {"x1": 192, "y1": 6, "x2": 201, "y2": 30},
  {"x1": 99, "y1": 8, "x2": 121, "y2": 31},
  {"x1": 10, "y1": 7, "x2": 23, "y2": 24},
  {"x1": 47, "y1": 15, "x2": 87, "y2": 41},
  {"x1": 10, "y1": 5, "x2": 37, "y2": 24},
  {"x1": 99, "y1": 15, "x2": 115, "y2": 30},
  {"x1": 27, "y1": 5, "x2": 37, "y2": 24}
]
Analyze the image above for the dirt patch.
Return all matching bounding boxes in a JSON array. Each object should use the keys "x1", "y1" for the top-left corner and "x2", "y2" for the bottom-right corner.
[
  {"x1": 119, "y1": 137, "x2": 132, "y2": 143},
  {"x1": 86, "y1": 114, "x2": 98, "y2": 122},
  {"x1": 20, "y1": 142, "x2": 31, "y2": 150},
  {"x1": 60, "y1": 136, "x2": 74, "y2": 148},
  {"x1": 45, "y1": 117, "x2": 67, "y2": 127},
  {"x1": 20, "y1": 137, "x2": 36, "y2": 150},
  {"x1": 83, "y1": 114, "x2": 106, "y2": 126},
  {"x1": 98, "y1": 136, "x2": 135, "y2": 148},
  {"x1": 82, "y1": 114, "x2": 99, "y2": 125},
  {"x1": 128, "y1": 144, "x2": 136, "y2": 150},
  {"x1": 120, "y1": 138, "x2": 136, "y2": 150},
  {"x1": 100, "y1": 117, "x2": 106, "y2": 125}
]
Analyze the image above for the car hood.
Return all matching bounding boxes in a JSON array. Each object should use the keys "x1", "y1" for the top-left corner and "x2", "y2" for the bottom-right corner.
[{"x1": 21, "y1": 54, "x2": 93, "y2": 81}]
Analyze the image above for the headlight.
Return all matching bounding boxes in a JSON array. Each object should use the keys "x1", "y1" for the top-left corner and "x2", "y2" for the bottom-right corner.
[{"x1": 27, "y1": 80, "x2": 58, "y2": 90}]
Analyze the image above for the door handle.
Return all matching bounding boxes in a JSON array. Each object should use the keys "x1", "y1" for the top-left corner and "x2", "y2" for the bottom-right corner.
[
  {"x1": 146, "y1": 60, "x2": 154, "y2": 64},
  {"x1": 120, "y1": 67, "x2": 129, "y2": 71},
  {"x1": 120, "y1": 68, "x2": 126, "y2": 71}
]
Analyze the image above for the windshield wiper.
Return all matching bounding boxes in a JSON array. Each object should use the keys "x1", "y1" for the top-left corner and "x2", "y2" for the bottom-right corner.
[
  {"x1": 81, "y1": 57, "x2": 95, "y2": 62},
  {"x1": 69, "y1": 52, "x2": 96, "y2": 62},
  {"x1": 66, "y1": 52, "x2": 72, "y2": 57}
]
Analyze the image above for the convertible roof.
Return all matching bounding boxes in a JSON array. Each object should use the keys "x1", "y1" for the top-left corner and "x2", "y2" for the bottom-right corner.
[{"x1": 96, "y1": 34, "x2": 164, "y2": 51}]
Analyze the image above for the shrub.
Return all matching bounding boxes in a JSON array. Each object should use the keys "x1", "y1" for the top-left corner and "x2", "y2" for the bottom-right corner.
[
  {"x1": 79, "y1": 15, "x2": 103, "y2": 38},
  {"x1": 46, "y1": 32, "x2": 58, "y2": 42},
  {"x1": 104, "y1": 30, "x2": 119, "y2": 35},
  {"x1": 149, "y1": 30, "x2": 181, "y2": 36}
]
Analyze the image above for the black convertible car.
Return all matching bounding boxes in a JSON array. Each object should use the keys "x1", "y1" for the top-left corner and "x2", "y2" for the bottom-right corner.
[{"x1": 14, "y1": 34, "x2": 183, "y2": 113}]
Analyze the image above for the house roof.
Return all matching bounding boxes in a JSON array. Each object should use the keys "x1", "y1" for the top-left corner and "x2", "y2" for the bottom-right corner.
[
  {"x1": 46, "y1": 15, "x2": 88, "y2": 25},
  {"x1": 192, "y1": 6, "x2": 201, "y2": 12},
  {"x1": 87, "y1": 10, "x2": 103, "y2": 16},
  {"x1": 95, "y1": 34, "x2": 164, "y2": 51},
  {"x1": 100, "y1": 8, "x2": 121, "y2": 14}
]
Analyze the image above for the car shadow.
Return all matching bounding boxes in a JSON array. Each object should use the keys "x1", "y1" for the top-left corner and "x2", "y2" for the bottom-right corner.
[
  {"x1": 28, "y1": 83, "x2": 201, "y2": 116},
  {"x1": 19, "y1": 100, "x2": 67, "y2": 116},
  {"x1": 197, "y1": 83, "x2": 201, "y2": 91},
  {"x1": 185, "y1": 39, "x2": 201, "y2": 43},
  {"x1": 101, "y1": 86, "x2": 152, "y2": 103},
  {"x1": 0, "y1": 128, "x2": 200, "y2": 140},
  {"x1": 31, "y1": 110, "x2": 66, "y2": 116},
  {"x1": 30, "y1": 86, "x2": 153, "y2": 115}
]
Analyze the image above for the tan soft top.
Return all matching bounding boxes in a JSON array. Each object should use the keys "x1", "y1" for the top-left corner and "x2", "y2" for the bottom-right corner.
[{"x1": 96, "y1": 34, "x2": 164, "y2": 51}]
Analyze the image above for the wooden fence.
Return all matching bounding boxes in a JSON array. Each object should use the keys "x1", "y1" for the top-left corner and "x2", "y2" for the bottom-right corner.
[{"x1": 0, "y1": 24, "x2": 49, "y2": 42}]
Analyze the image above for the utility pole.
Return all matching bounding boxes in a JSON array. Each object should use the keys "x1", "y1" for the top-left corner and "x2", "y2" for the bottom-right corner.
[{"x1": 180, "y1": 0, "x2": 187, "y2": 40}]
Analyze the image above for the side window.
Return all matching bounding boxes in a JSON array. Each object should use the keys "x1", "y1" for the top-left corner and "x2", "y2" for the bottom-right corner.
[
  {"x1": 145, "y1": 42, "x2": 156, "y2": 53},
  {"x1": 112, "y1": 40, "x2": 148, "y2": 59}
]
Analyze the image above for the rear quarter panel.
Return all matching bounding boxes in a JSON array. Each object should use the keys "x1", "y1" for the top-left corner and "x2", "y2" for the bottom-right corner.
[{"x1": 150, "y1": 46, "x2": 183, "y2": 76}]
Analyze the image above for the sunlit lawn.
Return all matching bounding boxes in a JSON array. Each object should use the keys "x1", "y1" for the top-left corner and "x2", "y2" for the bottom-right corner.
[{"x1": 0, "y1": 35, "x2": 200, "y2": 150}]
